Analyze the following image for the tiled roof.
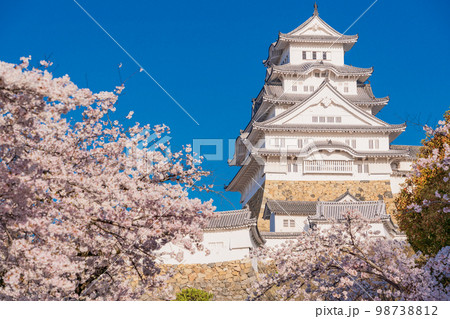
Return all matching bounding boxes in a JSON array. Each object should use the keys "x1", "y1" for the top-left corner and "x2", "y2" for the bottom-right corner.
[
  {"x1": 390, "y1": 145, "x2": 421, "y2": 158},
  {"x1": 333, "y1": 190, "x2": 359, "y2": 202},
  {"x1": 205, "y1": 209, "x2": 256, "y2": 230},
  {"x1": 272, "y1": 62, "x2": 372, "y2": 76},
  {"x1": 279, "y1": 34, "x2": 358, "y2": 44},
  {"x1": 260, "y1": 83, "x2": 388, "y2": 106},
  {"x1": 309, "y1": 201, "x2": 388, "y2": 221},
  {"x1": 254, "y1": 123, "x2": 406, "y2": 133},
  {"x1": 260, "y1": 232, "x2": 303, "y2": 239},
  {"x1": 265, "y1": 200, "x2": 317, "y2": 216},
  {"x1": 263, "y1": 198, "x2": 391, "y2": 222}
]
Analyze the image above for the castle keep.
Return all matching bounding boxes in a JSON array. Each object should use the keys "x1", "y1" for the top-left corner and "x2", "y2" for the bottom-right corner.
[{"x1": 226, "y1": 4, "x2": 418, "y2": 233}]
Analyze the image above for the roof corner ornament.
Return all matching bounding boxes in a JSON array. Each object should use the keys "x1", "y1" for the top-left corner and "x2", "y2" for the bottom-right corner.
[{"x1": 313, "y1": 2, "x2": 319, "y2": 16}]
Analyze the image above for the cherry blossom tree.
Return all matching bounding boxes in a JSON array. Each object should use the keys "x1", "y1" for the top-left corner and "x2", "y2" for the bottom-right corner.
[
  {"x1": 0, "y1": 57, "x2": 215, "y2": 300},
  {"x1": 249, "y1": 213, "x2": 449, "y2": 301},
  {"x1": 395, "y1": 111, "x2": 450, "y2": 255}
]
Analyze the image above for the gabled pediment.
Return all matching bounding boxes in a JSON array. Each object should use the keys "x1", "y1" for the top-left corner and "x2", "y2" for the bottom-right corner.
[
  {"x1": 260, "y1": 81, "x2": 389, "y2": 128},
  {"x1": 289, "y1": 15, "x2": 340, "y2": 37}
]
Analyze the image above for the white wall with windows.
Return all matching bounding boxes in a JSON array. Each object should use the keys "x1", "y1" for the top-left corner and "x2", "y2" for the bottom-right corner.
[
  {"x1": 264, "y1": 132, "x2": 390, "y2": 152},
  {"x1": 289, "y1": 44, "x2": 345, "y2": 65},
  {"x1": 272, "y1": 215, "x2": 310, "y2": 232},
  {"x1": 283, "y1": 75, "x2": 358, "y2": 95}
]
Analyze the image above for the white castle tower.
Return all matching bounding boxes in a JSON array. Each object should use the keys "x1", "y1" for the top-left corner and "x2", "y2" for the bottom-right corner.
[{"x1": 226, "y1": 4, "x2": 418, "y2": 233}]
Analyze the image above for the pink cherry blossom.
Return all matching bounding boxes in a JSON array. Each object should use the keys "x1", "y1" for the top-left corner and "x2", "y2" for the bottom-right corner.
[{"x1": 0, "y1": 57, "x2": 215, "y2": 300}]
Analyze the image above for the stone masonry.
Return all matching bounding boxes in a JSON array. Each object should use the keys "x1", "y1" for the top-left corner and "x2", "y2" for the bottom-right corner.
[
  {"x1": 142, "y1": 259, "x2": 256, "y2": 301},
  {"x1": 251, "y1": 180, "x2": 395, "y2": 232}
]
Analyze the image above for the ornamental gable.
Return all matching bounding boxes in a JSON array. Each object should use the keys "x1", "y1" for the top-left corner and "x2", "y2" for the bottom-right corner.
[
  {"x1": 262, "y1": 83, "x2": 388, "y2": 127},
  {"x1": 289, "y1": 16, "x2": 340, "y2": 37}
]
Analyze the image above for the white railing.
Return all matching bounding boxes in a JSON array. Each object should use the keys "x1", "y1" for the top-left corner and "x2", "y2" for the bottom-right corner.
[{"x1": 304, "y1": 160, "x2": 353, "y2": 174}]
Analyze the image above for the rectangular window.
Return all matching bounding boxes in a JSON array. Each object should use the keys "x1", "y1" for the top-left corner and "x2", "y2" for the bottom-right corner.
[
  {"x1": 364, "y1": 164, "x2": 369, "y2": 173},
  {"x1": 375, "y1": 140, "x2": 380, "y2": 149},
  {"x1": 273, "y1": 138, "x2": 279, "y2": 147},
  {"x1": 312, "y1": 51, "x2": 317, "y2": 59},
  {"x1": 303, "y1": 85, "x2": 308, "y2": 92},
  {"x1": 290, "y1": 220, "x2": 295, "y2": 227},
  {"x1": 352, "y1": 140, "x2": 356, "y2": 148},
  {"x1": 283, "y1": 219, "x2": 289, "y2": 227},
  {"x1": 298, "y1": 138, "x2": 303, "y2": 148},
  {"x1": 315, "y1": 72, "x2": 320, "y2": 77},
  {"x1": 345, "y1": 139, "x2": 350, "y2": 145},
  {"x1": 288, "y1": 163, "x2": 298, "y2": 173},
  {"x1": 274, "y1": 138, "x2": 285, "y2": 147},
  {"x1": 335, "y1": 117, "x2": 342, "y2": 123},
  {"x1": 344, "y1": 86, "x2": 349, "y2": 93},
  {"x1": 358, "y1": 164, "x2": 362, "y2": 174},
  {"x1": 309, "y1": 85, "x2": 314, "y2": 92},
  {"x1": 323, "y1": 52, "x2": 327, "y2": 60},
  {"x1": 327, "y1": 117, "x2": 334, "y2": 123},
  {"x1": 319, "y1": 116, "x2": 325, "y2": 123},
  {"x1": 312, "y1": 116, "x2": 318, "y2": 122},
  {"x1": 292, "y1": 85, "x2": 297, "y2": 92},
  {"x1": 369, "y1": 140, "x2": 374, "y2": 149},
  {"x1": 302, "y1": 51, "x2": 307, "y2": 60}
]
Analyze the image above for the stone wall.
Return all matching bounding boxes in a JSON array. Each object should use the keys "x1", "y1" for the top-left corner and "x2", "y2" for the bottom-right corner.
[
  {"x1": 143, "y1": 259, "x2": 256, "y2": 301},
  {"x1": 250, "y1": 180, "x2": 395, "y2": 231}
]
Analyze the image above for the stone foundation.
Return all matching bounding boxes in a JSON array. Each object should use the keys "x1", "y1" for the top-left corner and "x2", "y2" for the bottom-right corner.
[
  {"x1": 250, "y1": 180, "x2": 395, "y2": 231},
  {"x1": 142, "y1": 259, "x2": 256, "y2": 301}
]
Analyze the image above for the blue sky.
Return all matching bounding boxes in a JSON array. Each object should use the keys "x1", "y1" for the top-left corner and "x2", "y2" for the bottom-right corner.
[{"x1": 2, "y1": 0, "x2": 449, "y2": 211}]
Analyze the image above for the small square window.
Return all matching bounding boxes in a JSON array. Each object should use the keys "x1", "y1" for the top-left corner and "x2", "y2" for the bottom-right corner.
[
  {"x1": 312, "y1": 116, "x2": 318, "y2": 122},
  {"x1": 283, "y1": 219, "x2": 289, "y2": 227},
  {"x1": 319, "y1": 117, "x2": 325, "y2": 123},
  {"x1": 327, "y1": 117, "x2": 334, "y2": 123},
  {"x1": 335, "y1": 117, "x2": 342, "y2": 123},
  {"x1": 290, "y1": 220, "x2": 295, "y2": 227}
]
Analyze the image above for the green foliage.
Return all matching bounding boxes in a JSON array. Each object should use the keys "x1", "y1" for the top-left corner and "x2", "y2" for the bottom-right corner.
[
  {"x1": 175, "y1": 287, "x2": 213, "y2": 301},
  {"x1": 395, "y1": 110, "x2": 450, "y2": 255}
]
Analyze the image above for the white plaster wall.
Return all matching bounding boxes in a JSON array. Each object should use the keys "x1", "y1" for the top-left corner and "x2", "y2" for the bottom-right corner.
[
  {"x1": 283, "y1": 76, "x2": 357, "y2": 95},
  {"x1": 274, "y1": 215, "x2": 309, "y2": 232},
  {"x1": 158, "y1": 228, "x2": 255, "y2": 265},
  {"x1": 390, "y1": 176, "x2": 407, "y2": 194},
  {"x1": 264, "y1": 132, "x2": 390, "y2": 152},
  {"x1": 242, "y1": 171, "x2": 265, "y2": 204},
  {"x1": 289, "y1": 44, "x2": 344, "y2": 65}
]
